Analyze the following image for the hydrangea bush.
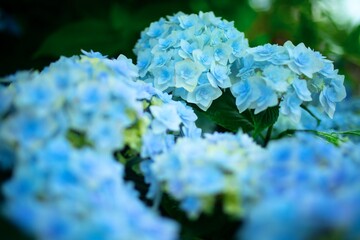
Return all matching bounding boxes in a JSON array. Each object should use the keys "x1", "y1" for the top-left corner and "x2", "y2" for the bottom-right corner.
[{"x1": 1, "y1": 11, "x2": 360, "y2": 240}]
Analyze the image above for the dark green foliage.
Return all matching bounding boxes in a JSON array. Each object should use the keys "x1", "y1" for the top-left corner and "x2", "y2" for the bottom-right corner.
[
  {"x1": 0, "y1": 214, "x2": 34, "y2": 240},
  {"x1": 34, "y1": 19, "x2": 123, "y2": 58},
  {"x1": 193, "y1": 90, "x2": 279, "y2": 140},
  {"x1": 160, "y1": 194, "x2": 241, "y2": 240}
]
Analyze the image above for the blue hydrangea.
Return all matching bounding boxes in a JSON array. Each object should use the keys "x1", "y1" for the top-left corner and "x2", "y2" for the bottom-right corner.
[
  {"x1": 174, "y1": 59, "x2": 206, "y2": 92},
  {"x1": 0, "y1": 51, "x2": 196, "y2": 239},
  {"x1": 241, "y1": 191, "x2": 360, "y2": 240},
  {"x1": 0, "y1": 52, "x2": 145, "y2": 159},
  {"x1": 150, "y1": 103, "x2": 182, "y2": 133},
  {"x1": 279, "y1": 89, "x2": 303, "y2": 122},
  {"x1": 2, "y1": 137, "x2": 179, "y2": 240},
  {"x1": 0, "y1": 142, "x2": 15, "y2": 170},
  {"x1": 0, "y1": 51, "x2": 200, "y2": 167},
  {"x1": 0, "y1": 51, "x2": 201, "y2": 236},
  {"x1": 285, "y1": 41, "x2": 324, "y2": 78},
  {"x1": 186, "y1": 82, "x2": 222, "y2": 111},
  {"x1": 136, "y1": 87, "x2": 201, "y2": 199},
  {"x1": 138, "y1": 86, "x2": 201, "y2": 160},
  {"x1": 239, "y1": 133, "x2": 360, "y2": 240},
  {"x1": 149, "y1": 131, "x2": 263, "y2": 218},
  {"x1": 231, "y1": 41, "x2": 346, "y2": 122},
  {"x1": 134, "y1": 11, "x2": 249, "y2": 111},
  {"x1": 0, "y1": 86, "x2": 13, "y2": 115},
  {"x1": 262, "y1": 65, "x2": 291, "y2": 92},
  {"x1": 259, "y1": 134, "x2": 353, "y2": 195}
]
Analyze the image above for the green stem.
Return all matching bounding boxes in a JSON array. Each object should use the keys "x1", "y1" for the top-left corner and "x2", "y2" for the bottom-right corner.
[
  {"x1": 301, "y1": 104, "x2": 321, "y2": 126},
  {"x1": 263, "y1": 124, "x2": 274, "y2": 147},
  {"x1": 126, "y1": 156, "x2": 144, "y2": 168},
  {"x1": 274, "y1": 129, "x2": 297, "y2": 139}
]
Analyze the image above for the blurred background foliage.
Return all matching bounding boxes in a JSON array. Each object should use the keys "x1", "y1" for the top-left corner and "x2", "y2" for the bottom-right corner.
[{"x1": 1, "y1": 0, "x2": 360, "y2": 95}]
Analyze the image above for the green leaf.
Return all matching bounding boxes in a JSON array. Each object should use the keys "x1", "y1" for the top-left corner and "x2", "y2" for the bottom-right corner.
[
  {"x1": 196, "y1": 90, "x2": 253, "y2": 133},
  {"x1": 195, "y1": 90, "x2": 279, "y2": 137},
  {"x1": 307, "y1": 130, "x2": 360, "y2": 146},
  {"x1": 251, "y1": 105, "x2": 279, "y2": 137},
  {"x1": 234, "y1": 3, "x2": 257, "y2": 32},
  {"x1": 309, "y1": 130, "x2": 345, "y2": 146},
  {"x1": 35, "y1": 19, "x2": 122, "y2": 58},
  {"x1": 110, "y1": 3, "x2": 129, "y2": 31}
]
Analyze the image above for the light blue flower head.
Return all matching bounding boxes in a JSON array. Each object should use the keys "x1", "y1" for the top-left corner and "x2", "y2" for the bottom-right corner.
[
  {"x1": 240, "y1": 133, "x2": 360, "y2": 240},
  {"x1": 137, "y1": 84, "x2": 202, "y2": 199},
  {"x1": 150, "y1": 131, "x2": 264, "y2": 218},
  {"x1": 134, "y1": 11, "x2": 249, "y2": 110},
  {"x1": 0, "y1": 51, "x2": 186, "y2": 239},
  {"x1": 2, "y1": 137, "x2": 179, "y2": 240},
  {"x1": 0, "y1": 51, "x2": 149, "y2": 170},
  {"x1": 284, "y1": 41, "x2": 323, "y2": 78},
  {"x1": 134, "y1": 81, "x2": 201, "y2": 159},
  {"x1": 230, "y1": 41, "x2": 346, "y2": 122},
  {"x1": 241, "y1": 190, "x2": 360, "y2": 240}
]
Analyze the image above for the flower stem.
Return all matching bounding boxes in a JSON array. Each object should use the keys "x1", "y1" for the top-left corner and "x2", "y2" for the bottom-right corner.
[
  {"x1": 301, "y1": 104, "x2": 321, "y2": 126},
  {"x1": 263, "y1": 124, "x2": 274, "y2": 147}
]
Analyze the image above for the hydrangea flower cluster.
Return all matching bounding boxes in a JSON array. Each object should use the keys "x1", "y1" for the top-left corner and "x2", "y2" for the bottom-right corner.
[
  {"x1": 241, "y1": 189, "x2": 360, "y2": 240},
  {"x1": 2, "y1": 137, "x2": 178, "y2": 240},
  {"x1": 257, "y1": 133, "x2": 360, "y2": 197},
  {"x1": 149, "y1": 131, "x2": 263, "y2": 218},
  {"x1": 134, "y1": 11, "x2": 249, "y2": 110},
  {"x1": 135, "y1": 82, "x2": 202, "y2": 200},
  {"x1": 240, "y1": 133, "x2": 360, "y2": 240},
  {"x1": 0, "y1": 51, "x2": 200, "y2": 239},
  {"x1": 136, "y1": 86, "x2": 201, "y2": 160},
  {"x1": 0, "y1": 52, "x2": 145, "y2": 162},
  {"x1": 230, "y1": 42, "x2": 347, "y2": 122},
  {"x1": 0, "y1": 50, "x2": 200, "y2": 168},
  {"x1": 231, "y1": 41, "x2": 346, "y2": 122}
]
